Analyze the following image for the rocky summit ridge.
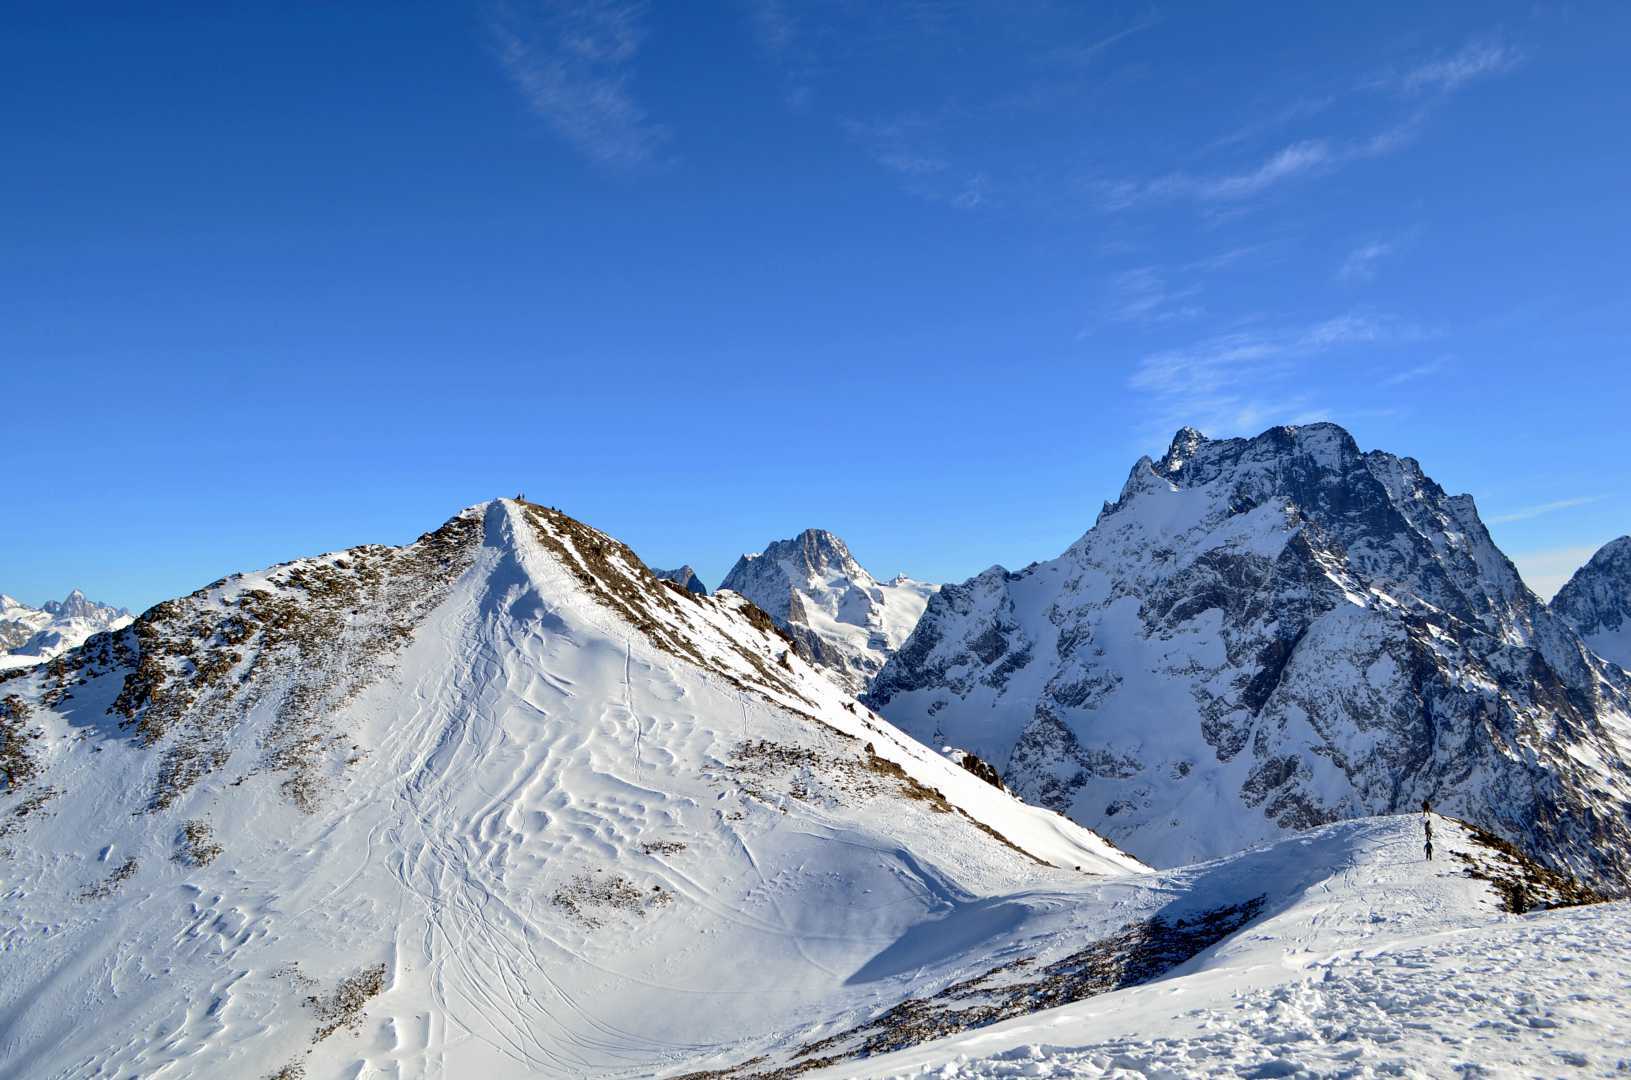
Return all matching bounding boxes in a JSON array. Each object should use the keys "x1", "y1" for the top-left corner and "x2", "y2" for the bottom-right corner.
[{"x1": 869, "y1": 422, "x2": 1631, "y2": 892}]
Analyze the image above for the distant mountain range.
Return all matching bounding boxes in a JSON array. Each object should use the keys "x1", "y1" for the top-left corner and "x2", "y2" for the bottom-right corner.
[
  {"x1": 0, "y1": 589, "x2": 130, "y2": 671},
  {"x1": 2, "y1": 453, "x2": 1626, "y2": 1076}
]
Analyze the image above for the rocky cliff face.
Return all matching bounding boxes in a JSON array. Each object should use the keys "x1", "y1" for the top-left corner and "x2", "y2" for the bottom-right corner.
[
  {"x1": 719, "y1": 529, "x2": 936, "y2": 692},
  {"x1": 1552, "y1": 537, "x2": 1631, "y2": 671},
  {"x1": 870, "y1": 423, "x2": 1631, "y2": 890}
]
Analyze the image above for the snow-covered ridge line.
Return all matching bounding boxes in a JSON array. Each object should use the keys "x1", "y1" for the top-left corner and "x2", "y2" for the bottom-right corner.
[
  {"x1": 514, "y1": 499, "x2": 1138, "y2": 874},
  {"x1": 1, "y1": 496, "x2": 1141, "y2": 1079}
]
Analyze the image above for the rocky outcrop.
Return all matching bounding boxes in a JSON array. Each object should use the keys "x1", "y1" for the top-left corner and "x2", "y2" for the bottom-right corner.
[
  {"x1": 1552, "y1": 537, "x2": 1631, "y2": 670},
  {"x1": 870, "y1": 423, "x2": 1631, "y2": 891}
]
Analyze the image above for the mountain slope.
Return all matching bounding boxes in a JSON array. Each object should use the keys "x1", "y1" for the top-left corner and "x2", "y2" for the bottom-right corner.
[
  {"x1": 835, "y1": 817, "x2": 1622, "y2": 1079},
  {"x1": 719, "y1": 529, "x2": 937, "y2": 692},
  {"x1": 0, "y1": 590, "x2": 132, "y2": 671},
  {"x1": 1552, "y1": 536, "x2": 1631, "y2": 670},
  {"x1": 869, "y1": 423, "x2": 1631, "y2": 891},
  {"x1": 0, "y1": 500, "x2": 1133, "y2": 1079}
]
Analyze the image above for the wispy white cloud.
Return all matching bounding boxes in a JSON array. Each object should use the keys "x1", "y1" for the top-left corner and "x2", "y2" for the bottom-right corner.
[
  {"x1": 489, "y1": 0, "x2": 669, "y2": 171},
  {"x1": 1127, "y1": 313, "x2": 1408, "y2": 438},
  {"x1": 1380, "y1": 358, "x2": 1447, "y2": 386},
  {"x1": 1097, "y1": 31, "x2": 1515, "y2": 215},
  {"x1": 1103, "y1": 267, "x2": 1203, "y2": 325},
  {"x1": 1037, "y1": 16, "x2": 1162, "y2": 68},
  {"x1": 1383, "y1": 37, "x2": 1523, "y2": 96},
  {"x1": 842, "y1": 115, "x2": 992, "y2": 209},
  {"x1": 1339, "y1": 240, "x2": 1394, "y2": 283},
  {"x1": 1509, "y1": 544, "x2": 1601, "y2": 601},
  {"x1": 1098, "y1": 121, "x2": 1419, "y2": 210},
  {"x1": 1202, "y1": 96, "x2": 1334, "y2": 156},
  {"x1": 1488, "y1": 496, "x2": 1603, "y2": 526}
]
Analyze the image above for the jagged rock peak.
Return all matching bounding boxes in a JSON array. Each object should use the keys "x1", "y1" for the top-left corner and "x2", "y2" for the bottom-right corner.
[
  {"x1": 651, "y1": 565, "x2": 708, "y2": 595},
  {"x1": 871, "y1": 422, "x2": 1631, "y2": 892},
  {"x1": 1, "y1": 588, "x2": 133, "y2": 668},
  {"x1": 760, "y1": 529, "x2": 863, "y2": 579},
  {"x1": 719, "y1": 528, "x2": 937, "y2": 693},
  {"x1": 1553, "y1": 536, "x2": 1631, "y2": 669},
  {"x1": 41, "y1": 588, "x2": 129, "y2": 620},
  {"x1": 1154, "y1": 422, "x2": 1362, "y2": 484}
]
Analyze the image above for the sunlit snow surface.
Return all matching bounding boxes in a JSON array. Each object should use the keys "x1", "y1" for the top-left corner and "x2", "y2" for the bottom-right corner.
[
  {"x1": 2, "y1": 501, "x2": 1624, "y2": 1079},
  {"x1": 0, "y1": 501, "x2": 1131, "y2": 1078},
  {"x1": 841, "y1": 822, "x2": 1631, "y2": 1080}
]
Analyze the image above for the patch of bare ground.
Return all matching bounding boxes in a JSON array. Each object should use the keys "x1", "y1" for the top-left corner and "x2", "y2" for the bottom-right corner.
[
  {"x1": 0, "y1": 788, "x2": 57, "y2": 842},
  {"x1": 174, "y1": 819, "x2": 223, "y2": 867},
  {"x1": 0, "y1": 694, "x2": 42, "y2": 789},
  {"x1": 692, "y1": 896, "x2": 1266, "y2": 1078},
  {"x1": 305, "y1": 963, "x2": 388, "y2": 1043},
  {"x1": 728, "y1": 738, "x2": 953, "y2": 810},
  {"x1": 551, "y1": 870, "x2": 673, "y2": 927},
  {"x1": 79, "y1": 856, "x2": 139, "y2": 901},
  {"x1": 1447, "y1": 815, "x2": 1608, "y2": 912},
  {"x1": 640, "y1": 839, "x2": 687, "y2": 855}
]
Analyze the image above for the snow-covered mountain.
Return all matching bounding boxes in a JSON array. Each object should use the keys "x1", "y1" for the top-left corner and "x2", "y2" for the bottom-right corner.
[
  {"x1": 1552, "y1": 536, "x2": 1631, "y2": 670},
  {"x1": 869, "y1": 423, "x2": 1631, "y2": 891},
  {"x1": 650, "y1": 564, "x2": 707, "y2": 595},
  {"x1": 0, "y1": 589, "x2": 131, "y2": 671},
  {"x1": 719, "y1": 529, "x2": 937, "y2": 692},
  {"x1": 0, "y1": 499, "x2": 1137, "y2": 1078}
]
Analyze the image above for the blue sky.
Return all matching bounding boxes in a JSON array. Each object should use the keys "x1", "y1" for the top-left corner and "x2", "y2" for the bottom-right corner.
[{"x1": 3, "y1": 1, "x2": 1627, "y2": 611}]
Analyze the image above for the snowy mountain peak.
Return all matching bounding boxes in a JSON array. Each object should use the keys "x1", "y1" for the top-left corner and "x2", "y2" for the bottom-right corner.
[
  {"x1": 720, "y1": 528, "x2": 938, "y2": 692},
  {"x1": 872, "y1": 422, "x2": 1631, "y2": 891},
  {"x1": 0, "y1": 588, "x2": 132, "y2": 670},
  {"x1": 758, "y1": 528, "x2": 866, "y2": 586},
  {"x1": 1553, "y1": 535, "x2": 1631, "y2": 670},
  {"x1": 651, "y1": 564, "x2": 707, "y2": 595}
]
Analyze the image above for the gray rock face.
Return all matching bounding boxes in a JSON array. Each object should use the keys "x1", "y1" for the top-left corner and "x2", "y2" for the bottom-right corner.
[
  {"x1": 869, "y1": 423, "x2": 1631, "y2": 891},
  {"x1": 651, "y1": 566, "x2": 708, "y2": 596},
  {"x1": 719, "y1": 530, "x2": 936, "y2": 693},
  {"x1": 1552, "y1": 537, "x2": 1631, "y2": 670}
]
